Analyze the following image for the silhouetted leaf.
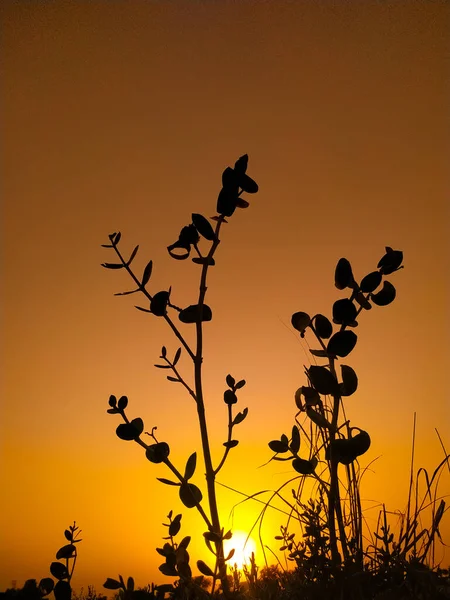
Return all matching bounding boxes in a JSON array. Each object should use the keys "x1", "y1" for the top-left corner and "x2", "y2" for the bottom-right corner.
[
  {"x1": 314, "y1": 314, "x2": 333, "y2": 339},
  {"x1": 354, "y1": 291, "x2": 372, "y2": 310},
  {"x1": 157, "y1": 478, "x2": 180, "y2": 486},
  {"x1": 197, "y1": 560, "x2": 214, "y2": 577},
  {"x1": 167, "y1": 376, "x2": 180, "y2": 382},
  {"x1": 103, "y1": 579, "x2": 123, "y2": 591},
  {"x1": 114, "y1": 288, "x2": 139, "y2": 296},
  {"x1": 178, "y1": 536, "x2": 191, "y2": 549},
  {"x1": 108, "y1": 232, "x2": 117, "y2": 240},
  {"x1": 54, "y1": 581, "x2": 71, "y2": 600},
  {"x1": 64, "y1": 529, "x2": 72, "y2": 542},
  {"x1": 269, "y1": 439, "x2": 289, "y2": 453},
  {"x1": 50, "y1": 562, "x2": 68, "y2": 581},
  {"x1": 142, "y1": 260, "x2": 153, "y2": 286},
  {"x1": 224, "y1": 390, "x2": 237, "y2": 405},
  {"x1": 159, "y1": 563, "x2": 178, "y2": 577},
  {"x1": 377, "y1": 248, "x2": 403, "y2": 275},
  {"x1": 226, "y1": 374, "x2": 235, "y2": 388},
  {"x1": 116, "y1": 418, "x2": 143, "y2": 441},
  {"x1": 151, "y1": 291, "x2": 170, "y2": 316},
  {"x1": 309, "y1": 349, "x2": 329, "y2": 357},
  {"x1": 351, "y1": 430, "x2": 371, "y2": 456},
  {"x1": 217, "y1": 187, "x2": 238, "y2": 217},
  {"x1": 332, "y1": 299, "x2": 357, "y2": 325},
  {"x1": 239, "y1": 174, "x2": 258, "y2": 193},
  {"x1": 101, "y1": 263, "x2": 124, "y2": 269},
  {"x1": 192, "y1": 256, "x2": 216, "y2": 265},
  {"x1": 291, "y1": 312, "x2": 311, "y2": 335},
  {"x1": 154, "y1": 364, "x2": 171, "y2": 369},
  {"x1": 295, "y1": 386, "x2": 321, "y2": 410},
  {"x1": 126, "y1": 578, "x2": 134, "y2": 593},
  {"x1": 340, "y1": 364, "x2": 358, "y2": 396},
  {"x1": 326, "y1": 438, "x2": 356, "y2": 465},
  {"x1": 161, "y1": 346, "x2": 167, "y2": 358},
  {"x1": 179, "y1": 482, "x2": 202, "y2": 508},
  {"x1": 173, "y1": 347, "x2": 182, "y2": 365},
  {"x1": 108, "y1": 395, "x2": 117, "y2": 407},
  {"x1": 107, "y1": 408, "x2": 118, "y2": 414},
  {"x1": 233, "y1": 407, "x2": 248, "y2": 425},
  {"x1": 56, "y1": 544, "x2": 75, "y2": 560},
  {"x1": 360, "y1": 271, "x2": 382, "y2": 293},
  {"x1": 335, "y1": 258, "x2": 354, "y2": 290},
  {"x1": 327, "y1": 330, "x2": 357, "y2": 357},
  {"x1": 236, "y1": 198, "x2": 250, "y2": 208},
  {"x1": 292, "y1": 457, "x2": 316, "y2": 475},
  {"x1": 113, "y1": 232, "x2": 121, "y2": 244},
  {"x1": 289, "y1": 425, "x2": 300, "y2": 454},
  {"x1": 235, "y1": 379, "x2": 246, "y2": 389},
  {"x1": 39, "y1": 579, "x2": 54, "y2": 596},
  {"x1": 179, "y1": 304, "x2": 212, "y2": 323},
  {"x1": 223, "y1": 440, "x2": 239, "y2": 448},
  {"x1": 371, "y1": 281, "x2": 396, "y2": 306},
  {"x1": 192, "y1": 213, "x2": 216, "y2": 241},
  {"x1": 184, "y1": 452, "x2": 197, "y2": 480},
  {"x1": 146, "y1": 442, "x2": 170, "y2": 463},
  {"x1": 169, "y1": 514, "x2": 182, "y2": 537},
  {"x1": 135, "y1": 305, "x2": 152, "y2": 313},
  {"x1": 307, "y1": 366, "x2": 339, "y2": 395},
  {"x1": 234, "y1": 154, "x2": 248, "y2": 175},
  {"x1": 127, "y1": 245, "x2": 139, "y2": 265},
  {"x1": 225, "y1": 549, "x2": 235, "y2": 562},
  {"x1": 306, "y1": 408, "x2": 332, "y2": 430},
  {"x1": 117, "y1": 396, "x2": 128, "y2": 410}
]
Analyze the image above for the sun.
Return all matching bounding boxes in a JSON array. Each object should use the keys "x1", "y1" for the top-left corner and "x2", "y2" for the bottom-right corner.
[{"x1": 223, "y1": 530, "x2": 257, "y2": 570}]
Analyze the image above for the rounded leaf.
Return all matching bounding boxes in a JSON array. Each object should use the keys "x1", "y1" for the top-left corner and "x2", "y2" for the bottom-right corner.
[
  {"x1": 169, "y1": 518, "x2": 181, "y2": 538},
  {"x1": 179, "y1": 482, "x2": 202, "y2": 508},
  {"x1": 56, "y1": 544, "x2": 75, "y2": 560},
  {"x1": 239, "y1": 174, "x2": 258, "y2": 193},
  {"x1": 340, "y1": 365, "x2": 358, "y2": 396},
  {"x1": 327, "y1": 330, "x2": 357, "y2": 357},
  {"x1": 351, "y1": 430, "x2": 371, "y2": 457},
  {"x1": 54, "y1": 581, "x2": 71, "y2": 600},
  {"x1": 289, "y1": 425, "x2": 300, "y2": 454},
  {"x1": 184, "y1": 452, "x2": 197, "y2": 481},
  {"x1": 377, "y1": 248, "x2": 403, "y2": 275},
  {"x1": 117, "y1": 395, "x2": 128, "y2": 410},
  {"x1": 39, "y1": 579, "x2": 54, "y2": 596},
  {"x1": 108, "y1": 395, "x2": 117, "y2": 407},
  {"x1": 192, "y1": 213, "x2": 216, "y2": 241},
  {"x1": 217, "y1": 187, "x2": 238, "y2": 217},
  {"x1": 371, "y1": 281, "x2": 396, "y2": 306},
  {"x1": 314, "y1": 314, "x2": 333, "y2": 339},
  {"x1": 226, "y1": 374, "x2": 235, "y2": 388},
  {"x1": 335, "y1": 258, "x2": 354, "y2": 290},
  {"x1": 224, "y1": 390, "x2": 237, "y2": 405},
  {"x1": 326, "y1": 438, "x2": 357, "y2": 465},
  {"x1": 197, "y1": 560, "x2": 214, "y2": 577},
  {"x1": 146, "y1": 442, "x2": 170, "y2": 463},
  {"x1": 307, "y1": 365, "x2": 339, "y2": 395},
  {"x1": 292, "y1": 457, "x2": 316, "y2": 475},
  {"x1": 223, "y1": 440, "x2": 239, "y2": 448},
  {"x1": 151, "y1": 291, "x2": 170, "y2": 316},
  {"x1": 291, "y1": 312, "x2": 311, "y2": 335},
  {"x1": 50, "y1": 562, "x2": 68, "y2": 581},
  {"x1": 360, "y1": 271, "x2": 382, "y2": 293},
  {"x1": 268, "y1": 439, "x2": 289, "y2": 453},
  {"x1": 179, "y1": 304, "x2": 212, "y2": 323},
  {"x1": 332, "y1": 299, "x2": 357, "y2": 325},
  {"x1": 234, "y1": 154, "x2": 248, "y2": 175}
]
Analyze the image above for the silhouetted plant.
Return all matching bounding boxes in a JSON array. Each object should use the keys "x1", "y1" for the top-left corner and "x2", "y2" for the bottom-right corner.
[{"x1": 101, "y1": 155, "x2": 258, "y2": 595}]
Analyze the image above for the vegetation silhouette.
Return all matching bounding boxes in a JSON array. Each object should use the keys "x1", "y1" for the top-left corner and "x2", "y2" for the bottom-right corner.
[{"x1": 2, "y1": 156, "x2": 449, "y2": 599}]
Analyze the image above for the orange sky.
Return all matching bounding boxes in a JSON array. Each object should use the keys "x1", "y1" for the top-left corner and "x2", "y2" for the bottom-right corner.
[{"x1": 1, "y1": 0, "x2": 449, "y2": 593}]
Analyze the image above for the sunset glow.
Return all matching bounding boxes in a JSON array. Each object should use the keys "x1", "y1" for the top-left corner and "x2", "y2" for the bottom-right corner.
[{"x1": 223, "y1": 531, "x2": 257, "y2": 571}]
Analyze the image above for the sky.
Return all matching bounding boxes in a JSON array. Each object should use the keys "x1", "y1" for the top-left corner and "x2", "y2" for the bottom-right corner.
[{"x1": 1, "y1": 0, "x2": 449, "y2": 593}]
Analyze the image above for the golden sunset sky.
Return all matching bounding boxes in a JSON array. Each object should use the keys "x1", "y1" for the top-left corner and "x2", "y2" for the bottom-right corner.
[{"x1": 1, "y1": 0, "x2": 449, "y2": 592}]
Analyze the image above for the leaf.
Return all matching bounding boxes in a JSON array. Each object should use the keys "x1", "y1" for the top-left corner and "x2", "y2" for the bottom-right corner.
[
  {"x1": 269, "y1": 439, "x2": 289, "y2": 453},
  {"x1": 291, "y1": 312, "x2": 311, "y2": 334},
  {"x1": 127, "y1": 245, "x2": 139, "y2": 265},
  {"x1": 340, "y1": 364, "x2": 358, "y2": 396},
  {"x1": 167, "y1": 376, "x2": 180, "y2": 383},
  {"x1": 114, "y1": 288, "x2": 140, "y2": 296},
  {"x1": 351, "y1": 430, "x2": 371, "y2": 456},
  {"x1": 113, "y1": 232, "x2": 121, "y2": 244},
  {"x1": 154, "y1": 364, "x2": 171, "y2": 369},
  {"x1": 235, "y1": 379, "x2": 246, "y2": 389},
  {"x1": 224, "y1": 390, "x2": 237, "y2": 405},
  {"x1": 327, "y1": 330, "x2": 357, "y2": 357},
  {"x1": 307, "y1": 365, "x2": 339, "y2": 395},
  {"x1": 117, "y1": 395, "x2": 128, "y2": 410},
  {"x1": 360, "y1": 271, "x2": 382, "y2": 293},
  {"x1": 64, "y1": 529, "x2": 72, "y2": 542},
  {"x1": 289, "y1": 425, "x2": 300, "y2": 454},
  {"x1": 377, "y1": 248, "x2": 403, "y2": 275},
  {"x1": 306, "y1": 408, "x2": 332, "y2": 430},
  {"x1": 50, "y1": 562, "x2": 68, "y2": 581},
  {"x1": 236, "y1": 198, "x2": 250, "y2": 208},
  {"x1": 135, "y1": 305, "x2": 152, "y2": 313},
  {"x1": 332, "y1": 299, "x2": 357, "y2": 325},
  {"x1": 178, "y1": 536, "x2": 191, "y2": 549},
  {"x1": 371, "y1": 281, "x2": 396, "y2": 306},
  {"x1": 159, "y1": 563, "x2": 178, "y2": 577},
  {"x1": 56, "y1": 544, "x2": 75, "y2": 560},
  {"x1": 39, "y1": 578, "x2": 54, "y2": 596},
  {"x1": 179, "y1": 304, "x2": 212, "y2": 323},
  {"x1": 226, "y1": 374, "x2": 236, "y2": 388},
  {"x1": 232, "y1": 407, "x2": 248, "y2": 425},
  {"x1": 54, "y1": 581, "x2": 71, "y2": 600},
  {"x1": 108, "y1": 395, "x2": 117, "y2": 407},
  {"x1": 314, "y1": 314, "x2": 333, "y2": 339},
  {"x1": 126, "y1": 578, "x2": 134, "y2": 593},
  {"x1": 192, "y1": 213, "x2": 216, "y2": 241},
  {"x1": 234, "y1": 154, "x2": 248, "y2": 175},
  {"x1": 146, "y1": 442, "x2": 170, "y2": 463},
  {"x1": 309, "y1": 349, "x2": 329, "y2": 357},
  {"x1": 184, "y1": 452, "x2": 197, "y2": 480},
  {"x1": 223, "y1": 440, "x2": 239, "y2": 448},
  {"x1": 101, "y1": 263, "x2": 124, "y2": 269},
  {"x1": 217, "y1": 187, "x2": 238, "y2": 217},
  {"x1": 225, "y1": 548, "x2": 236, "y2": 562},
  {"x1": 179, "y1": 482, "x2": 202, "y2": 508},
  {"x1": 335, "y1": 258, "x2": 354, "y2": 290},
  {"x1": 292, "y1": 457, "x2": 316, "y2": 475},
  {"x1": 173, "y1": 348, "x2": 181, "y2": 366},
  {"x1": 169, "y1": 516, "x2": 182, "y2": 537},
  {"x1": 116, "y1": 418, "x2": 144, "y2": 441},
  {"x1": 151, "y1": 291, "x2": 170, "y2": 316},
  {"x1": 142, "y1": 260, "x2": 153, "y2": 286},
  {"x1": 239, "y1": 174, "x2": 258, "y2": 193},
  {"x1": 157, "y1": 478, "x2": 180, "y2": 486},
  {"x1": 354, "y1": 291, "x2": 372, "y2": 310},
  {"x1": 197, "y1": 560, "x2": 214, "y2": 577}
]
